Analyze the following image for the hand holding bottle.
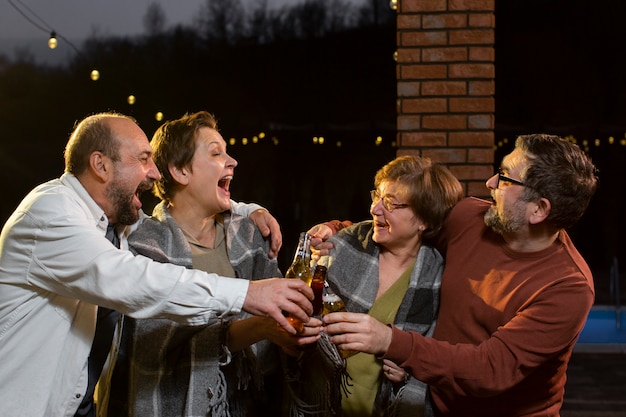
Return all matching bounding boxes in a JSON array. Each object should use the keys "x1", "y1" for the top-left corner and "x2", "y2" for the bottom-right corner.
[
  {"x1": 321, "y1": 277, "x2": 359, "y2": 358},
  {"x1": 275, "y1": 317, "x2": 324, "y2": 357},
  {"x1": 307, "y1": 223, "x2": 335, "y2": 261},
  {"x1": 245, "y1": 279, "x2": 313, "y2": 335},
  {"x1": 322, "y1": 311, "x2": 393, "y2": 357}
]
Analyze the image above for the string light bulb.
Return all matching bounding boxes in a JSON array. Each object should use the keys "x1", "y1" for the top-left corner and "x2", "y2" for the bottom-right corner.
[
  {"x1": 48, "y1": 32, "x2": 57, "y2": 49},
  {"x1": 127, "y1": 95, "x2": 136, "y2": 105},
  {"x1": 389, "y1": 0, "x2": 398, "y2": 11},
  {"x1": 90, "y1": 70, "x2": 100, "y2": 81}
]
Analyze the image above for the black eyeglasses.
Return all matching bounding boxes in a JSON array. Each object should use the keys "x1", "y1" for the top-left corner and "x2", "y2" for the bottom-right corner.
[
  {"x1": 496, "y1": 169, "x2": 525, "y2": 189},
  {"x1": 370, "y1": 190, "x2": 410, "y2": 213}
]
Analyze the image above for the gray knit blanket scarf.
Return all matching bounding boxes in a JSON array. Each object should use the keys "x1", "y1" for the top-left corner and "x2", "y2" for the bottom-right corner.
[
  {"x1": 306, "y1": 220, "x2": 443, "y2": 417},
  {"x1": 108, "y1": 202, "x2": 281, "y2": 417}
]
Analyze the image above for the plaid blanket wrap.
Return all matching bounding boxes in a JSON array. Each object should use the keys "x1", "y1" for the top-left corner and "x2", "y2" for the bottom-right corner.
[
  {"x1": 105, "y1": 201, "x2": 282, "y2": 417},
  {"x1": 326, "y1": 220, "x2": 442, "y2": 417}
]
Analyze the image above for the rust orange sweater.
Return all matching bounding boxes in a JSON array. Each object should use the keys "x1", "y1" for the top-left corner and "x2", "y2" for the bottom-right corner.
[{"x1": 381, "y1": 197, "x2": 594, "y2": 416}]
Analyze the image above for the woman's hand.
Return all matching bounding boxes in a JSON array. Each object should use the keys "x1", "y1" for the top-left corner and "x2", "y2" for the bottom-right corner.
[
  {"x1": 227, "y1": 315, "x2": 321, "y2": 354},
  {"x1": 249, "y1": 209, "x2": 282, "y2": 258},
  {"x1": 307, "y1": 224, "x2": 335, "y2": 261},
  {"x1": 382, "y1": 359, "x2": 407, "y2": 383},
  {"x1": 322, "y1": 311, "x2": 392, "y2": 356},
  {"x1": 270, "y1": 317, "x2": 323, "y2": 357}
]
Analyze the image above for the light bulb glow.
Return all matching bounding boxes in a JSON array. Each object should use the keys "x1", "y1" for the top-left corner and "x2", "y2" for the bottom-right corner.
[
  {"x1": 90, "y1": 70, "x2": 100, "y2": 81},
  {"x1": 48, "y1": 32, "x2": 58, "y2": 49},
  {"x1": 127, "y1": 95, "x2": 136, "y2": 105},
  {"x1": 155, "y1": 112, "x2": 164, "y2": 121}
]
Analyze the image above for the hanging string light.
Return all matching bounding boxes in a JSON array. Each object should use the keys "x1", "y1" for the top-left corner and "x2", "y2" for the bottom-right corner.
[
  {"x1": 496, "y1": 134, "x2": 626, "y2": 153},
  {"x1": 389, "y1": 0, "x2": 398, "y2": 11},
  {"x1": 9, "y1": 0, "x2": 96, "y2": 78},
  {"x1": 7, "y1": 0, "x2": 400, "y2": 151},
  {"x1": 48, "y1": 31, "x2": 57, "y2": 49}
]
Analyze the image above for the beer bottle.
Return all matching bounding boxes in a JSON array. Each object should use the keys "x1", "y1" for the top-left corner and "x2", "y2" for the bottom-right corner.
[
  {"x1": 284, "y1": 232, "x2": 313, "y2": 333},
  {"x1": 322, "y1": 280, "x2": 346, "y2": 315},
  {"x1": 322, "y1": 278, "x2": 356, "y2": 358},
  {"x1": 285, "y1": 232, "x2": 312, "y2": 284},
  {"x1": 310, "y1": 260, "x2": 327, "y2": 317}
]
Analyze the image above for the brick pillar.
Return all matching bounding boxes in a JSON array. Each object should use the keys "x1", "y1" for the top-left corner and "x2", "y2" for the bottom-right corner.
[{"x1": 396, "y1": 0, "x2": 495, "y2": 197}]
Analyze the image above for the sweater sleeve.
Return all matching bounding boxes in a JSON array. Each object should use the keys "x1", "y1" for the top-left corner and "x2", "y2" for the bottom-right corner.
[
  {"x1": 229, "y1": 200, "x2": 263, "y2": 217},
  {"x1": 382, "y1": 276, "x2": 593, "y2": 398},
  {"x1": 323, "y1": 220, "x2": 353, "y2": 234}
]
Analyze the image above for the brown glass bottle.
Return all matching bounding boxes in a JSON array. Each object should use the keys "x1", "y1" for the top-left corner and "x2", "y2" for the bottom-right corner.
[
  {"x1": 284, "y1": 232, "x2": 312, "y2": 333},
  {"x1": 322, "y1": 280, "x2": 346, "y2": 315},
  {"x1": 322, "y1": 279, "x2": 356, "y2": 359},
  {"x1": 310, "y1": 264, "x2": 327, "y2": 317}
]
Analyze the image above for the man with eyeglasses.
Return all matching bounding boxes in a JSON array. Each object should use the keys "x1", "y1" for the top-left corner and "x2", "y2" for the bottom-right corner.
[{"x1": 310, "y1": 134, "x2": 599, "y2": 417}]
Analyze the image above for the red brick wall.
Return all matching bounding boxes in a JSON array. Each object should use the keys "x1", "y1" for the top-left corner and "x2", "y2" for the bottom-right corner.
[{"x1": 396, "y1": 0, "x2": 495, "y2": 197}]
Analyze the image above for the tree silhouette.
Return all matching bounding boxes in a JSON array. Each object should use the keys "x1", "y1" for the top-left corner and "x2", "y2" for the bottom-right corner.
[
  {"x1": 195, "y1": 0, "x2": 245, "y2": 45},
  {"x1": 143, "y1": 2, "x2": 167, "y2": 36}
]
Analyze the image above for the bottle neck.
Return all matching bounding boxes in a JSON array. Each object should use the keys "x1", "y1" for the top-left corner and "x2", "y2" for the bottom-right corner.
[
  {"x1": 292, "y1": 232, "x2": 311, "y2": 263},
  {"x1": 313, "y1": 265, "x2": 327, "y2": 280}
]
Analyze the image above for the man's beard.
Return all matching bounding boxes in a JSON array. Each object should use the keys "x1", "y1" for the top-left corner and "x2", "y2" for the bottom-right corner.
[
  {"x1": 484, "y1": 199, "x2": 527, "y2": 235},
  {"x1": 106, "y1": 178, "x2": 147, "y2": 225}
]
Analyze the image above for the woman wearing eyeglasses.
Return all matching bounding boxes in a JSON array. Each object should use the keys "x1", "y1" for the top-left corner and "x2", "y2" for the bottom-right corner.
[{"x1": 302, "y1": 156, "x2": 463, "y2": 417}]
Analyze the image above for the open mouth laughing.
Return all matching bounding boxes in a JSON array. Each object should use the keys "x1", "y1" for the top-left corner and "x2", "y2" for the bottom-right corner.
[{"x1": 218, "y1": 175, "x2": 232, "y2": 196}]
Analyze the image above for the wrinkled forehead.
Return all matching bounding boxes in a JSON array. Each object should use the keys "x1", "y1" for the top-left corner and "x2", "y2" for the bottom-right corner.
[
  {"x1": 110, "y1": 118, "x2": 151, "y2": 152},
  {"x1": 501, "y1": 148, "x2": 528, "y2": 174}
]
